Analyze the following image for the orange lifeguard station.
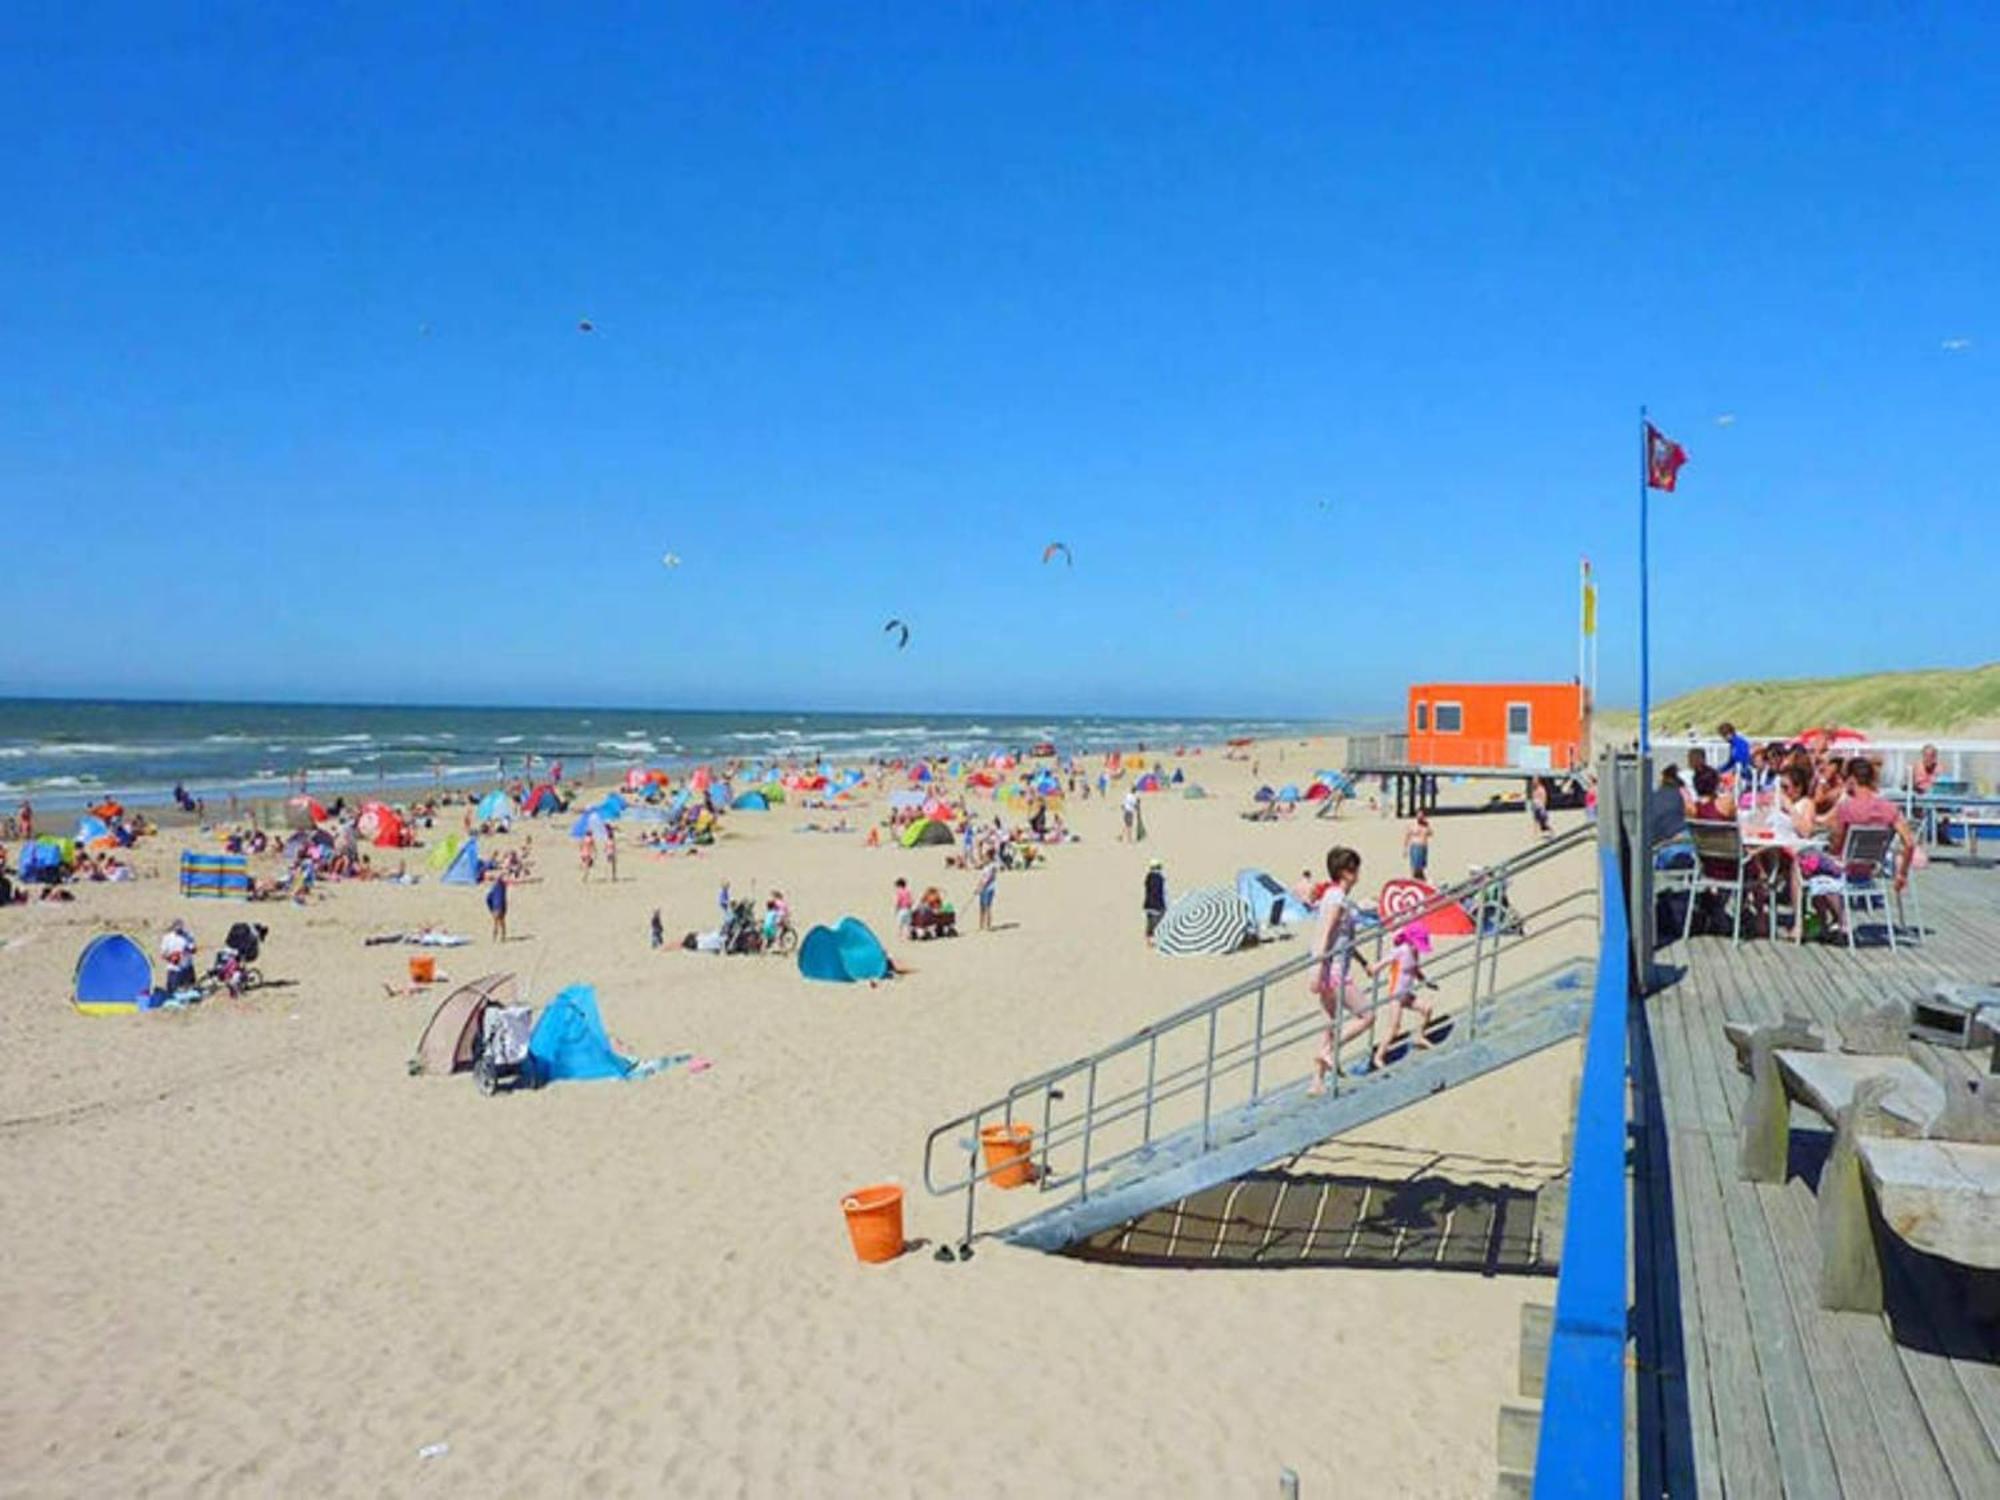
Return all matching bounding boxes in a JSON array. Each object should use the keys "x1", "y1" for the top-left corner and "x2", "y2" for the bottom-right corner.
[{"x1": 1407, "y1": 682, "x2": 1586, "y2": 771}]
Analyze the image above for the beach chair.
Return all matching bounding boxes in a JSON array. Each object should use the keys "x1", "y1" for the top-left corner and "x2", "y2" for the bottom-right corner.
[
  {"x1": 1683, "y1": 819, "x2": 1763, "y2": 947},
  {"x1": 1805, "y1": 823, "x2": 1900, "y2": 952}
]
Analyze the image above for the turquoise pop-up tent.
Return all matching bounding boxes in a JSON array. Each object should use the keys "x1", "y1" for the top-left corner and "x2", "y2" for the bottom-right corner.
[
  {"x1": 528, "y1": 985, "x2": 632, "y2": 1081},
  {"x1": 441, "y1": 837, "x2": 480, "y2": 885},
  {"x1": 797, "y1": 918, "x2": 891, "y2": 983},
  {"x1": 475, "y1": 790, "x2": 513, "y2": 823},
  {"x1": 731, "y1": 790, "x2": 769, "y2": 811}
]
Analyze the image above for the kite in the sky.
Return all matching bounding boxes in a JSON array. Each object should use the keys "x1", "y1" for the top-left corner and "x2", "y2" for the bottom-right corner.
[
  {"x1": 1715, "y1": 413, "x2": 1737, "y2": 427},
  {"x1": 883, "y1": 619, "x2": 910, "y2": 650},
  {"x1": 1041, "y1": 541, "x2": 1072, "y2": 567},
  {"x1": 661, "y1": 552, "x2": 682, "y2": 569},
  {"x1": 1942, "y1": 337, "x2": 1973, "y2": 352},
  {"x1": 578, "y1": 319, "x2": 597, "y2": 334}
]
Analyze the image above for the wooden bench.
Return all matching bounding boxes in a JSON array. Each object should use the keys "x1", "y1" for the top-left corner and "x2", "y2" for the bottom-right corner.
[{"x1": 1729, "y1": 1008, "x2": 2000, "y2": 1311}]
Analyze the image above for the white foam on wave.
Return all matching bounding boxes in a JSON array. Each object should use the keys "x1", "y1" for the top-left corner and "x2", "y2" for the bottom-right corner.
[
  {"x1": 494, "y1": 735, "x2": 525, "y2": 745},
  {"x1": 305, "y1": 765, "x2": 357, "y2": 780}
]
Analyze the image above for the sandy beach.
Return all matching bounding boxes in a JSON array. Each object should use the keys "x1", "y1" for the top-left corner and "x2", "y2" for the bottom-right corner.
[{"x1": 1, "y1": 734, "x2": 1592, "y2": 1497}]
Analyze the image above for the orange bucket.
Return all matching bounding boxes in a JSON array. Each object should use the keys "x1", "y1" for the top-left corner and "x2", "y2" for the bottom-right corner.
[
  {"x1": 841, "y1": 1183, "x2": 905, "y2": 1264},
  {"x1": 980, "y1": 1122, "x2": 1035, "y2": 1189},
  {"x1": 408, "y1": 955, "x2": 436, "y2": 984}
]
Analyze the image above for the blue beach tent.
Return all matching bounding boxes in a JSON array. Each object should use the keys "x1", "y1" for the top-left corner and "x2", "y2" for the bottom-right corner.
[
  {"x1": 569, "y1": 811, "x2": 607, "y2": 841},
  {"x1": 75, "y1": 815, "x2": 110, "y2": 843},
  {"x1": 442, "y1": 837, "x2": 481, "y2": 885},
  {"x1": 596, "y1": 793, "x2": 626, "y2": 820},
  {"x1": 732, "y1": 790, "x2": 769, "y2": 811},
  {"x1": 475, "y1": 790, "x2": 513, "y2": 823},
  {"x1": 797, "y1": 917, "x2": 891, "y2": 984},
  {"x1": 73, "y1": 933, "x2": 152, "y2": 1015},
  {"x1": 528, "y1": 985, "x2": 632, "y2": 1081}
]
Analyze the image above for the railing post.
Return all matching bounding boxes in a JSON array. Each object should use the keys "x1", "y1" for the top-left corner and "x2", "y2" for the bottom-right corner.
[
  {"x1": 1250, "y1": 982, "x2": 1267, "y2": 1102},
  {"x1": 1142, "y1": 1035, "x2": 1158, "y2": 1143},
  {"x1": 1201, "y1": 1009, "x2": 1218, "y2": 1148},
  {"x1": 1077, "y1": 1063, "x2": 1099, "y2": 1198}
]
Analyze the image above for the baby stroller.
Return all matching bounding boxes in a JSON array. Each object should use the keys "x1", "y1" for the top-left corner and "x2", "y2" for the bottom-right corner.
[
  {"x1": 723, "y1": 899, "x2": 765, "y2": 955},
  {"x1": 1466, "y1": 868, "x2": 1526, "y2": 937},
  {"x1": 209, "y1": 921, "x2": 267, "y2": 996},
  {"x1": 473, "y1": 1003, "x2": 539, "y2": 1095}
]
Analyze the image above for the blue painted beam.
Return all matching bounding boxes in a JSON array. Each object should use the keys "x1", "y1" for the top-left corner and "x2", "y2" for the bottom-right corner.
[{"x1": 1534, "y1": 847, "x2": 1630, "y2": 1497}]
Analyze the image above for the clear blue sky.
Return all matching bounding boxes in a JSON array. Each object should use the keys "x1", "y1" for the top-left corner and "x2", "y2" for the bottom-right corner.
[{"x1": 3, "y1": 4, "x2": 1995, "y2": 717}]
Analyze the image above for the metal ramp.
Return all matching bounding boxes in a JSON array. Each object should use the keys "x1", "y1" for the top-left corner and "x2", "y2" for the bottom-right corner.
[{"x1": 923, "y1": 825, "x2": 1602, "y2": 1256}]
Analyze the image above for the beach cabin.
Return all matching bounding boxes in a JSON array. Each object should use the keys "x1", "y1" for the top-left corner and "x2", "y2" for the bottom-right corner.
[{"x1": 1406, "y1": 682, "x2": 1585, "y2": 770}]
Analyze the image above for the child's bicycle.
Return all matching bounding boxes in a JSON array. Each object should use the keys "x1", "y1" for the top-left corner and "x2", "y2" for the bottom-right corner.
[{"x1": 763, "y1": 916, "x2": 799, "y2": 957}]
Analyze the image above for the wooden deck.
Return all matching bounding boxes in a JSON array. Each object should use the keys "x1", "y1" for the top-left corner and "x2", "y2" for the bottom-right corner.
[{"x1": 1634, "y1": 863, "x2": 2000, "y2": 1497}]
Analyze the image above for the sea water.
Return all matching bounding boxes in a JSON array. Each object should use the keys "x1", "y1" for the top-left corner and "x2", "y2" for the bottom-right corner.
[{"x1": 0, "y1": 699, "x2": 1353, "y2": 809}]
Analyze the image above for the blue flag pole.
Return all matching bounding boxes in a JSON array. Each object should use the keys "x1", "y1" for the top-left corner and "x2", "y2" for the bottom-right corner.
[{"x1": 1638, "y1": 407, "x2": 1651, "y2": 759}]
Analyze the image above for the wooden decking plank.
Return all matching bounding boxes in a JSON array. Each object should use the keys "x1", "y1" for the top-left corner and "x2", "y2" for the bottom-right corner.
[
  {"x1": 1678, "y1": 963, "x2": 1843, "y2": 1499},
  {"x1": 1768, "y1": 1183, "x2": 1958, "y2": 1500},
  {"x1": 1895, "y1": 1247, "x2": 2000, "y2": 1472},
  {"x1": 1655, "y1": 984, "x2": 1785, "y2": 1497},
  {"x1": 1648, "y1": 988, "x2": 1728, "y2": 1496},
  {"x1": 1878, "y1": 1245, "x2": 2000, "y2": 1495},
  {"x1": 1755, "y1": 1169, "x2": 1932, "y2": 1498}
]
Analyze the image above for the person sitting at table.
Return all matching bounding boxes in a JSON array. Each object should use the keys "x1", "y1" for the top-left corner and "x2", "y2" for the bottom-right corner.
[
  {"x1": 1689, "y1": 764, "x2": 1736, "y2": 823},
  {"x1": 1831, "y1": 758, "x2": 1916, "y2": 882},
  {"x1": 1681, "y1": 748, "x2": 1712, "y2": 811},
  {"x1": 1794, "y1": 758, "x2": 1915, "y2": 941},
  {"x1": 1910, "y1": 743, "x2": 1943, "y2": 795}
]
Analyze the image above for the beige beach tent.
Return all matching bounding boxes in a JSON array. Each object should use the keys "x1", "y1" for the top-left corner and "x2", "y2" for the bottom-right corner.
[{"x1": 409, "y1": 973, "x2": 519, "y2": 1075}]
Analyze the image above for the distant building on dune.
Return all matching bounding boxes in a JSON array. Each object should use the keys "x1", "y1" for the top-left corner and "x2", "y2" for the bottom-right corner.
[{"x1": 1406, "y1": 682, "x2": 1587, "y2": 771}]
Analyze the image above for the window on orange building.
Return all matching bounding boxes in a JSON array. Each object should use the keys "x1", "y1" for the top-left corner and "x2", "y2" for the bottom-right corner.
[
  {"x1": 1435, "y1": 703, "x2": 1463, "y2": 734},
  {"x1": 1415, "y1": 701, "x2": 1430, "y2": 732}
]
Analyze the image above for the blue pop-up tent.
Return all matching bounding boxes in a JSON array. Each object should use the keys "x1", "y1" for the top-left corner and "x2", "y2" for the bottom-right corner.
[
  {"x1": 732, "y1": 790, "x2": 769, "y2": 811},
  {"x1": 797, "y1": 917, "x2": 891, "y2": 983},
  {"x1": 475, "y1": 790, "x2": 513, "y2": 823},
  {"x1": 596, "y1": 793, "x2": 626, "y2": 820},
  {"x1": 528, "y1": 985, "x2": 633, "y2": 1081},
  {"x1": 73, "y1": 933, "x2": 152, "y2": 1015},
  {"x1": 442, "y1": 837, "x2": 481, "y2": 885}
]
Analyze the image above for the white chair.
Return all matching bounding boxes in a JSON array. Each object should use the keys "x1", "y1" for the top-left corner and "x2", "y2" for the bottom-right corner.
[
  {"x1": 1805, "y1": 823, "x2": 1899, "y2": 951},
  {"x1": 1683, "y1": 820, "x2": 1765, "y2": 947}
]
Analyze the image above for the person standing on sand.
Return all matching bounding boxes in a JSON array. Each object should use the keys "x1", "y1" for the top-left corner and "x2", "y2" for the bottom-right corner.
[
  {"x1": 975, "y1": 856, "x2": 999, "y2": 931},
  {"x1": 579, "y1": 830, "x2": 596, "y2": 882},
  {"x1": 1404, "y1": 810, "x2": 1432, "y2": 881},
  {"x1": 603, "y1": 824, "x2": 618, "y2": 882},
  {"x1": 1306, "y1": 847, "x2": 1378, "y2": 1096},
  {"x1": 893, "y1": 876, "x2": 913, "y2": 938},
  {"x1": 650, "y1": 908, "x2": 664, "y2": 949},
  {"x1": 1530, "y1": 780, "x2": 1551, "y2": 838},
  {"x1": 487, "y1": 874, "x2": 509, "y2": 941},
  {"x1": 1143, "y1": 859, "x2": 1167, "y2": 944},
  {"x1": 1120, "y1": 787, "x2": 1137, "y2": 843}
]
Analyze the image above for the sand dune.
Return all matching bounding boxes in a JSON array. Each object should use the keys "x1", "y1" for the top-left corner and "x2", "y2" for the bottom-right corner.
[{"x1": 0, "y1": 737, "x2": 1591, "y2": 1497}]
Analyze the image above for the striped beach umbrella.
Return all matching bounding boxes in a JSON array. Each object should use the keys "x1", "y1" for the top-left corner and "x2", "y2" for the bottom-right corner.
[{"x1": 1155, "y1": 887, "x2": 1253, "y2": 957}]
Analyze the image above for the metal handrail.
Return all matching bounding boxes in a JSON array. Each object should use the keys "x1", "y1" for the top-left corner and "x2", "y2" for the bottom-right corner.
[{"x1": 922, "y1": 823, "x2": 1599, "y2": 1247}]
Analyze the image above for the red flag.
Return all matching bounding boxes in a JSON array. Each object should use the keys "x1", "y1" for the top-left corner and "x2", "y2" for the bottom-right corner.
[{"x1": 1645, "y1": 423, "x2": 1688, "y2": 491}]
